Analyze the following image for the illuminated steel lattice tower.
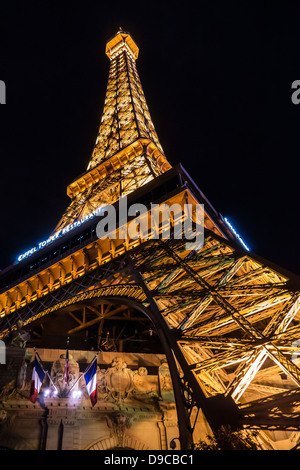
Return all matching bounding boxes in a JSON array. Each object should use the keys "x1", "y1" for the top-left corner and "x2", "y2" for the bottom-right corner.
[
  {"x1": 55, "y1": 31, "x2": 169, "y2": 234},
  {"x1": 1, "y1": 29, "x2": 300, "y2": 450}
]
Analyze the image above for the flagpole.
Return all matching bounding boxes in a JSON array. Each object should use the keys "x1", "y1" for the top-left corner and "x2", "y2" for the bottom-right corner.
[
  {"x1": 68, "y1": 353, "x2": 98, "y2": 393},
  {"x1": 34, "y1": 348, "x2": 58, "y2": 394},
  {"x1": 64, "y1": 336, "x2": 70, "y2": 385}
]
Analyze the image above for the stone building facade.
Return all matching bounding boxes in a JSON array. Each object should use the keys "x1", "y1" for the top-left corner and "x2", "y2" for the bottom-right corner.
[{"x1": 0, "y1": 346, "x2": 208, "y2": 450}]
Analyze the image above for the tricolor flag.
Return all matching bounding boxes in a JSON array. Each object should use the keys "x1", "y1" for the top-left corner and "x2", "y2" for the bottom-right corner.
[
  {"x1": 64, "y1": 349, "x2": 70, "y2": 385},
  {"x1": 84, "y1": 358, "x2": 97, "y2": 406},
  {"x1": 30, "y1": 355, "x2": 46, "y2": 403}
]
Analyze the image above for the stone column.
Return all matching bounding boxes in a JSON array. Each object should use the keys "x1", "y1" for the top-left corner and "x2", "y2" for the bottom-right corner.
[{"x1": 45, "y1": 418, "x2": 61, "y2": 450}]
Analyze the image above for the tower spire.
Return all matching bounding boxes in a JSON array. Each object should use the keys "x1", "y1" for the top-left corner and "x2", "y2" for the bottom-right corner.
[
  {"x1": 88, "y1": 29, "x2": 164, "y2": 170},
  {"x1": 54, "y1": 30, "x2": 170, "y2": 233}
]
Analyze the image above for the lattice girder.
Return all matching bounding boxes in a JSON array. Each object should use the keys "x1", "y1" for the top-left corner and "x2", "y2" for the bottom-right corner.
[{"x1": 128, "y1": 232, "x2": 300, "y2": 409}]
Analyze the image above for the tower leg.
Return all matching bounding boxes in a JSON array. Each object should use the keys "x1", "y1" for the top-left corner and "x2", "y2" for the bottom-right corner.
[{"x1": 156, "y1": 326, "x2": 194, "y2": 449}]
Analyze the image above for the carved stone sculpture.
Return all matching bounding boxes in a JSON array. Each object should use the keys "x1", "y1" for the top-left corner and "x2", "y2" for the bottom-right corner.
[
  {"x1": 9, "y1": 321, "x2": 30, "y2": 348},
  {"x1": 106, "y1": 411, "x2": 131, "y2": 448},
  {"x1": 104, "y1": 357, "x2": 134, "y2": 401},
  {"x1": 51, "y1": 353, "x2": 80, "y2": 396}
]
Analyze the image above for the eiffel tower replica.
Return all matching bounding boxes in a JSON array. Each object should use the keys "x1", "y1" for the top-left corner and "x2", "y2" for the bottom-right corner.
[{"x1": 1, "y1": 29, "x2": 300, "y2": 451}]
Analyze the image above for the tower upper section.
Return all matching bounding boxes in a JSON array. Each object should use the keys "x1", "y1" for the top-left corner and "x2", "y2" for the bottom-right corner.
[
  {"x1": 105, "y1": 29, "x2": 139, "y2": 60},
  {"x1": 87, "y1": 29, "x2": 164, "y2": 171},
  {"x1": 54, "y1": 30, "x2": 170, "y2": 233}
]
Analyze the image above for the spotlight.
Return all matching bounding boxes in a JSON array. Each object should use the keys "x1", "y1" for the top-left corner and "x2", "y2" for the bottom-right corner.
[{"x1": 43, "y1": 389, "x2": 51, "y2": 398}]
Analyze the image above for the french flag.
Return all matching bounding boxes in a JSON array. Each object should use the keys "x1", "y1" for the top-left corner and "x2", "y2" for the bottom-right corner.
[
  {"x1": 84, "y1": 358, "x2": 97, "y2": 406},
  {"x1": 30, "y1": 356, "x2": 46, "y2": 403}
]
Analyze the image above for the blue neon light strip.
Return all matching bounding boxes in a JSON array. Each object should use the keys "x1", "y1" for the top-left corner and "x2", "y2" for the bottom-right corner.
[{"x1": 224, "y1": 217, "x2": 250, "y2": 251}]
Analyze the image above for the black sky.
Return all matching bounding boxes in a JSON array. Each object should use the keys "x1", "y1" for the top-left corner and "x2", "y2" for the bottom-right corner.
[{"x1": 0, "y1": 1, "x2": 300, "y2": 275}]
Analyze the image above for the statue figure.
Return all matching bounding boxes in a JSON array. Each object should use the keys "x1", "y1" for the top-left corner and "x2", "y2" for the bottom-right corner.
[
  {"x1": 106, "y1": 411, "x2": 131, "y2": 448},
  {"x1": 51, "y1": 353, "x2": 80, "y2": 396},
  {"x1": 9, "y1": 321, "x2": 30, "y2": 348},
  {"x1": 131, "y1": 366, "x2": 159, "y2": 402}
]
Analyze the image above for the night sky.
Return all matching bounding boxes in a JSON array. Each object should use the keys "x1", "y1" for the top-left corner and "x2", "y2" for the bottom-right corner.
[{"x1": 0, "y1": 1, "x2": 300, "y2": 276}]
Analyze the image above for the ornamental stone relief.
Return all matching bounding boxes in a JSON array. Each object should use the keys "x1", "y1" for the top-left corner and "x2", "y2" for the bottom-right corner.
[
  {"x1": 50, "y1": 353, "x2": 80, "y2": 396},
  {"x1": 96, "y1": 356, "x2": 160, "y2": 404},
  {"x1": 105, "y1": 411, "x2": 131, "y2": 448},
  {"x1": 0, "y1": 351, "x2": 174, "y2": 407}
]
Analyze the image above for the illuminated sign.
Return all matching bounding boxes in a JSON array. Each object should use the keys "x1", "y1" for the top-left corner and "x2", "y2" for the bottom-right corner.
[
  {"x1": 17, "y1": 207, "x2": 103, "y2": 263},
  {"x1": 224, "y1": 217, "x2": 250, "y2": 251}
]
